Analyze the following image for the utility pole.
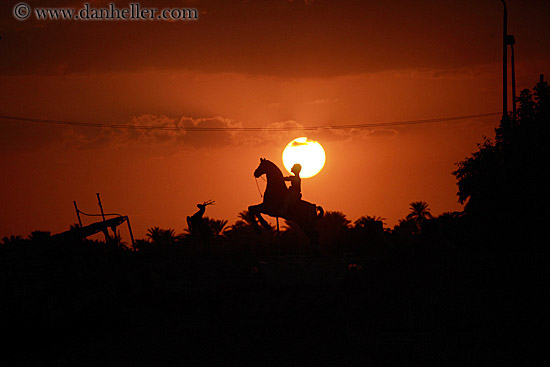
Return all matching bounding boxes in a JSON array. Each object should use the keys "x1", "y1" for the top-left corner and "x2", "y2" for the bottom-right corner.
[
  {"x1": 507, "y1": 35, "x2": 516, "y2": 121},
  {"x1": 501, "y1": 0, "x2": 508, "y2": 120}
]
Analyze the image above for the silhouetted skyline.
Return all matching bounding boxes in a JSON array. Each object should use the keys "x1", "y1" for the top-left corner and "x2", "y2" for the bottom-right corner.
[{"x1": 2, "y1": 73, "x2": 548, "y2": 366}]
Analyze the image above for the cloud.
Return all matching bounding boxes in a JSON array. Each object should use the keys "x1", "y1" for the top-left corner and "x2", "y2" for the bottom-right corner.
[
  {"x1": 256, "y1": 120, "x2": 307, "y2": 146},
  {"x1": 309, "y1": 98, "x2": 339, "y2": 105},
  {"x1": 363, "y1": 128, "x2": 399, "y2": 138},
  {"x1": 298, "y1": 125, "x2": 400, "y2": 144},
  {"x1": 4, "y1": 0, "x2": 547, "y2": 77},
  {"x1": 58, "y1": 114, "x2": 242, "y2": 151},
  {"x1": 240, "y1": 119, "x2": 403, "y2": 147}
]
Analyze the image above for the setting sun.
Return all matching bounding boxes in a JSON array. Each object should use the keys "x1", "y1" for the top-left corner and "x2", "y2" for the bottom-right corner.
[{"x1": 282, "y1": 137, "x2": 326, "y2": 178}]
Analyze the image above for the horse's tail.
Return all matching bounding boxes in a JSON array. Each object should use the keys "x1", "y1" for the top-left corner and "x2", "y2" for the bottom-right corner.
[{"x1": 316, "y1": 205, "x2": 324, "y2": 219}]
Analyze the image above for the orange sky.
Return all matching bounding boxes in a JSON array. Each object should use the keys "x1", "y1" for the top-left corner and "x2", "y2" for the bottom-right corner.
[{"x1": 1, "y1": 0, "x2": 549, "y2": 241}]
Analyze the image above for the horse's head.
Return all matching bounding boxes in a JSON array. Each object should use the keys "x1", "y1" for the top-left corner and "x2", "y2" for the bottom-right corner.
[
  {"x1": 252, "y1": 157, "x2": 287, "y2": 207},
  {"x1": 254, "y1": 158, "x2": 270, "y2": 178}
]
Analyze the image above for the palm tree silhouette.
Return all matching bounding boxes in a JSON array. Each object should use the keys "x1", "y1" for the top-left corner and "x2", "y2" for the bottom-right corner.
[
  {"x1": 354, "y1": 215, "x2": 386, "y2": 229},
  {"x1": 316, "y1": 211, "x2": 351, "y2": 254},
  {"x1": 146, "y1": 226, "x2": 162, "y2": 244},
  {"x1": 28, "y1": 230, "x2": 51, "y2": 244},
  {"x1": 319, "y1": 211, "x2": 351, "y2": 229},
  {"x1": 237, "y1": 210, "x2": 256, "y2": 227},
  {"x1": 160, "y1": 228, "x2": 177, "y2": 246},
  {"x1": 106, "y1": 231, "x2": 128, "y2": 249},
  {"x1": 222, "y1": 210, "x2": 258, "y2": 233},
  {"x1": 1, "y1": 235, "x2": 25, "y2": 246},
  {"x1": 146, "y1": 227, "x2": 176, "y2": 246},
  {"x1": 406, "y1": 201, "x2": 433, "y2": 234},
  {"x1": 223, "y1": 210, "x2": 258, "y2": 242},
  {"x1": 133, "y1": 238, "x2": 152, "y2": 251},
  {"x1": 206, "y1": 217, "x2": 229, "y2": 239}
]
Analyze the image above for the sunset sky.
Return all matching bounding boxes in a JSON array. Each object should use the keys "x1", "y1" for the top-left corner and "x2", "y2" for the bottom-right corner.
[{"x1": 1, "y1": 0, "x2": 549, "y2": 241}]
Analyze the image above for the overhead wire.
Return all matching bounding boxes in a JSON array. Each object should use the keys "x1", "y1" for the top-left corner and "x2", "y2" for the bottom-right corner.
[{"x1": 0, "y1": 112, "x2": 501, "y2": 132}]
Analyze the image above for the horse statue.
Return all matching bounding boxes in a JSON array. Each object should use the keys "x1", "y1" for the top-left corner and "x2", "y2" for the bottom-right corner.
[{"x1": 248, "y1": 158, "x2": 324, "y2": 247}]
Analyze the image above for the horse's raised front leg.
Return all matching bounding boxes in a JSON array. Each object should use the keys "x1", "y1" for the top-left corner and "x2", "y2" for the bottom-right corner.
[
  {"x1": 248, "y1": 204, "x2": 261, "y2": 231},
  {"x1": 248, "y1": 204, "x2": 265, "y2": 233},
  {"x1": 257, "y1": 213, "x2": 272, "y2": 230},
  {"x1": 248, "y1": 204, "x2": 271, "y2": 231}
]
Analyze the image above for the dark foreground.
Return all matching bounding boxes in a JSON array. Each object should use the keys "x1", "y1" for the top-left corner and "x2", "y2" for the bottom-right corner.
[{"x1": 1, "y1": 241, "x2": 545, "y2": 366}]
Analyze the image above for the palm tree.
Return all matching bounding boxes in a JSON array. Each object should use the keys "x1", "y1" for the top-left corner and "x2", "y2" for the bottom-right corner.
[
  {"x1": 206, "y1": 218, "x2": 229, "y2": 239},
  {"x1": 318, "y1": 211, "x2": 351, "y2": 241},
  {"x1": 1, "y1": 235, "x2": 25, "y2": 246},
  {"x1": 438, "y1": 211, "x2": 463, "y2": 220},
  {"x1": 354, "y1": 215, "x2": 386, "y2": 229},
  {"x1": 133, "y1": 238, "x2": 152, "y2": 251},
  {"x1": 28, "y1": 230, "x2": 51, "y2": 244},
  {"x1": 320, "y1": 211, "x2": 351, "y2": 228},
  {"x1": 237, "y1": 210, "x2": 256, "y2": 227},
  {"x1": 146, "y1": 227, "x2": 176, "y2": 246},
  {"x1": 106, "y1": 231, "x2": 128, "y2": 249},
  {"x1": 160, "y1": 228, "x2": 177, "y2": 246},
  {"x1": 391, "y1": 218, "x2": 418, "y2": 239},
  {"x1": 223, "y1": 210, "x2": 258, "y2": 243},
  {"x1": 146, "y1": 226, "x2": 163, "y2": 244},
  {"x1": 353, "y1": 216, "x2": 386, "y2": 242},
  {"x1": 406, "y1": 201, "x2": 433, "y2": 234}
]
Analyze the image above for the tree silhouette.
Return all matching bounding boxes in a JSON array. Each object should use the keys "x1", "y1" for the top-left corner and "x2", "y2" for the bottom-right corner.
[
  {"x1": 237, "y1": 210, "x2": 256, "y2": 227},
  {"x1": 224, "y1": 211, "x2": 254, "y2": 234},
  {"x1": 106, "y1": 231, "x2": 128, "y2": 249},
  {"x1": 453, "y1": 77, "x2": 550, "y2": 246},
  {"x1": 317, "y1": 211, "x2": 351, "y2": 255},
  {"x1": 320, "y1": 211, "x2": 351, "y2": 228},
  {"x1": 146, "y1": 227, "x2": 177, "y2": 246},
  {"x1": 1, "y1": 235, "x2": 27, "y2": 251},
  {"x1": 354, "y1": 215, "x2": 386, "y2": 229},
  {"x1": 349, "y1": 215, "x2": 389, "y2": 255},
  {"x1": 146, "y1": 226, "x2": 162, "y2": 243},
  {"x1": 2, "y1": 235, "x2": 24, "y2": 245},
  {"x1": 29, "y1": 230, "x2": 51, "y2": 244},
  {"x1": 204, "y1": 217, "x2": 228, "y2": 239},
  {"x1": 406, "y1": 201, "x2": 432, "y2": 234},
  {"x1": 222, "y1": 210, "x2": 260, "y2": 253},
  {"x1": 133, "y1": 238, "x2": 152, "y2": 252},
  {"x1": 392, "y1": 218, "x2": 417, "y2": 239}
]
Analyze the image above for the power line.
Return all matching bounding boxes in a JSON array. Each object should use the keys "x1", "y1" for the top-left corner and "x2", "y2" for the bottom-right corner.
[{"x1": 0, "y1": 112, "x2": 501, "y2": 132}]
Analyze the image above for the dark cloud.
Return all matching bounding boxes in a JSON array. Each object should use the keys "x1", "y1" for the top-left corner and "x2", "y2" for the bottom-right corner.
[
  {"x1": 1, "y1": 0, "x2": 548, "y2": 77},
  {"x1": 53, "y1": 114, "x2": 241, "y2": 151}
]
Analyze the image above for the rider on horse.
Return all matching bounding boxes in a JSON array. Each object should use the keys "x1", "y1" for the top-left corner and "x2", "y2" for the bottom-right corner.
[
  {"x1": 249, "y1": 158, "x2": 323, "y2": 247},
  {"x1": 281, "y1": 163, "x2": 302, "y2": 214}
]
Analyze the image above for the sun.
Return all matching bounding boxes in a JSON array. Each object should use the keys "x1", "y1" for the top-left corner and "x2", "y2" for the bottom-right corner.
[{"x1": 282, "y1": 137, "x2": 326, "y2": 178}]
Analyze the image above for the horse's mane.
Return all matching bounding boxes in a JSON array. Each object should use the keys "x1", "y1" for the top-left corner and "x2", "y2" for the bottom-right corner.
[
  {"x1": 264, "y1": 159, "x2": 284, "y2": 178},
  {"x1": 259, "y1": 159, "x2": 287, "y2": 206}
]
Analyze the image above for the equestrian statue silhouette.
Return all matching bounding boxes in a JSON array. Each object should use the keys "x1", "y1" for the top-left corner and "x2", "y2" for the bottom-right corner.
[{"x1": 248, "y1": 158, "x2": 324, "y2": 248}]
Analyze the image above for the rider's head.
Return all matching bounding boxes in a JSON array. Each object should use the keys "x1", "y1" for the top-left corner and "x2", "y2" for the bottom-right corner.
[{"x1": 291, "y1": 164, "x2": 302, "y2": 175}]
